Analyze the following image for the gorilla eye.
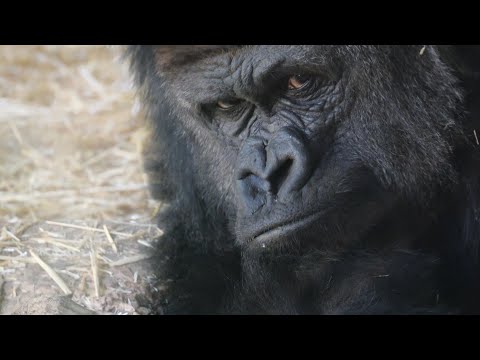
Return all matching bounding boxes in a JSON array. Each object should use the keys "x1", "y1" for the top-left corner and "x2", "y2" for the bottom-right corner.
[
  {"x1": 217, "y1": 98, "x2": 242, "y2": 110},
  {"x1": 288, "y1": 75, "x2": 311, "y2": 90}
]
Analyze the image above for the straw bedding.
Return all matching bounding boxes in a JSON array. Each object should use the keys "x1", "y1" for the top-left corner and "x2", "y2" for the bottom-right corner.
[{"x1": 0, "y1": 45, "x2": 163, "y2": 315}]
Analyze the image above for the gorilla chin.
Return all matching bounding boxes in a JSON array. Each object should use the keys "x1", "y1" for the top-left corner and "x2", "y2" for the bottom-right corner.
[{"x1": 126, "y1": 45, "x2": 480, "y2": 314}]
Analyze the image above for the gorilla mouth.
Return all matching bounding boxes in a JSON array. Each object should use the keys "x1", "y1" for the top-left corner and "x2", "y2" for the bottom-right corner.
[{"x1": 251, "y1": 211, "x2": 323, "y2": 244}]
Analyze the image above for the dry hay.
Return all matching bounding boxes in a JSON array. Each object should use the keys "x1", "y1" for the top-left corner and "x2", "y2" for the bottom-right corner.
[{"x1": 0, "y1": 45, "x2": 164, "y2": 315}]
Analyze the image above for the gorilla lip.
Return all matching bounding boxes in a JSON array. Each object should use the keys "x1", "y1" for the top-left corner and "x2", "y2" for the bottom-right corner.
[{"x1": 251, "y1": 211, "x2": 323, "y2": 244}]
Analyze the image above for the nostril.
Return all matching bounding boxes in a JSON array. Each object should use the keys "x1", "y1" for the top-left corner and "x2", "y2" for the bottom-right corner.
[
  {"x1": 244, "y1": 174, "x2": 271, "y2": 195},
  {"x1": 238, "y1": 174, "x2": 271, "y2": 214},
  {"x1": 263, "y1": 127, "x2": 313, "y2": 200},
  {"x1": 269, "y1": 158, "x2": 293, "y2": 195}
]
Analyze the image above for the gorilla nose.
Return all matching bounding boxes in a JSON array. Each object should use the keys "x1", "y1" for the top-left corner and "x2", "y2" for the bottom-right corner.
[{"x1": 236, "y1": 127, "x2": 313, "y2": 214}]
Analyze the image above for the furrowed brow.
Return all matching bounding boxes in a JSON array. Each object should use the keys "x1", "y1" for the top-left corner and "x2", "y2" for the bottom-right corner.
[{"x1": 154, "y1": 45, "x2": 242, "y2": 71}]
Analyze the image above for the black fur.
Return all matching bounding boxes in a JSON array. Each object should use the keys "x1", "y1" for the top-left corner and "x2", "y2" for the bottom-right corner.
[{"x1": 125, "y1": 45, "x2": 480, "y2": 314}]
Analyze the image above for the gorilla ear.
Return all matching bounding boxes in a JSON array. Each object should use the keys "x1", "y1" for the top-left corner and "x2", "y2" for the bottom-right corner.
[{"x1": 154, "y1": 45, "x2": 239, "y2": 72}]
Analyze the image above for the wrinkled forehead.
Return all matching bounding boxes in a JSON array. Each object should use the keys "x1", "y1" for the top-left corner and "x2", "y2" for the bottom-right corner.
[
  {"x1": 152, "y1": 45, "x2": 356, "y2": 71},
  {"x1": 152, "y1": 46, "x2": 443, "y2": 77},
  {"x1": 154, "y1": 45, "x2": 243, "y2": 70},
  {"x1": 152, "y1": 45, "x2": 362, "y2": 107}
]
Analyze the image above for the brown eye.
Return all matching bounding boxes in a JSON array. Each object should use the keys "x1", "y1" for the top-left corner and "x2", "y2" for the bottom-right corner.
[
  {"x1": 288, "y1": 75, "x2": 310, "y2": 90},
  {"x1": 217, "y1": 99, "x2": 241, "y2": 110}
]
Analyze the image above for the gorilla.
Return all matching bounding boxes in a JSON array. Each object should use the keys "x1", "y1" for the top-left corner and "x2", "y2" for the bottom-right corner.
[{"x1": 125, "y1": 45, "x2": 480, "y2": 314}]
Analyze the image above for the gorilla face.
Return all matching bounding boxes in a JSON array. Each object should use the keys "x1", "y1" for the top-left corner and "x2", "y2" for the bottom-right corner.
[
  {"x1": 125, "y1": 45, "x2": 480, "y2": 314},
  {"x1": 151, "y1": 45, "x2": 463, "y2": 250}
]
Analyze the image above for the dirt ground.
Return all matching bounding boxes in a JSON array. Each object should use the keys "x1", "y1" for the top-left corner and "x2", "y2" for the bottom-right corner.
[{"x1": 0, "y1": 45, "x2": 164, "y2": 315}]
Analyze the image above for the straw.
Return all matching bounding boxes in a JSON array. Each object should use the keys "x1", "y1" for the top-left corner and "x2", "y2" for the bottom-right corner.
[{"x1": 0, "y1": 45, "x2": 161, "y2": 315}]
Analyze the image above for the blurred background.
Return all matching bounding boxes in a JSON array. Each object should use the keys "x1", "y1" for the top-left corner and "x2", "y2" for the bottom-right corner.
[{"x1": 0, "y1": 45, "x2": 162, "y2": 315}]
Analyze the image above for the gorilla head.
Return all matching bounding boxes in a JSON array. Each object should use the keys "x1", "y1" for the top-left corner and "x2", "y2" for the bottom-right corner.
[{"x1": 126, "y1": 45, "x2": 480, "y2": 314}]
